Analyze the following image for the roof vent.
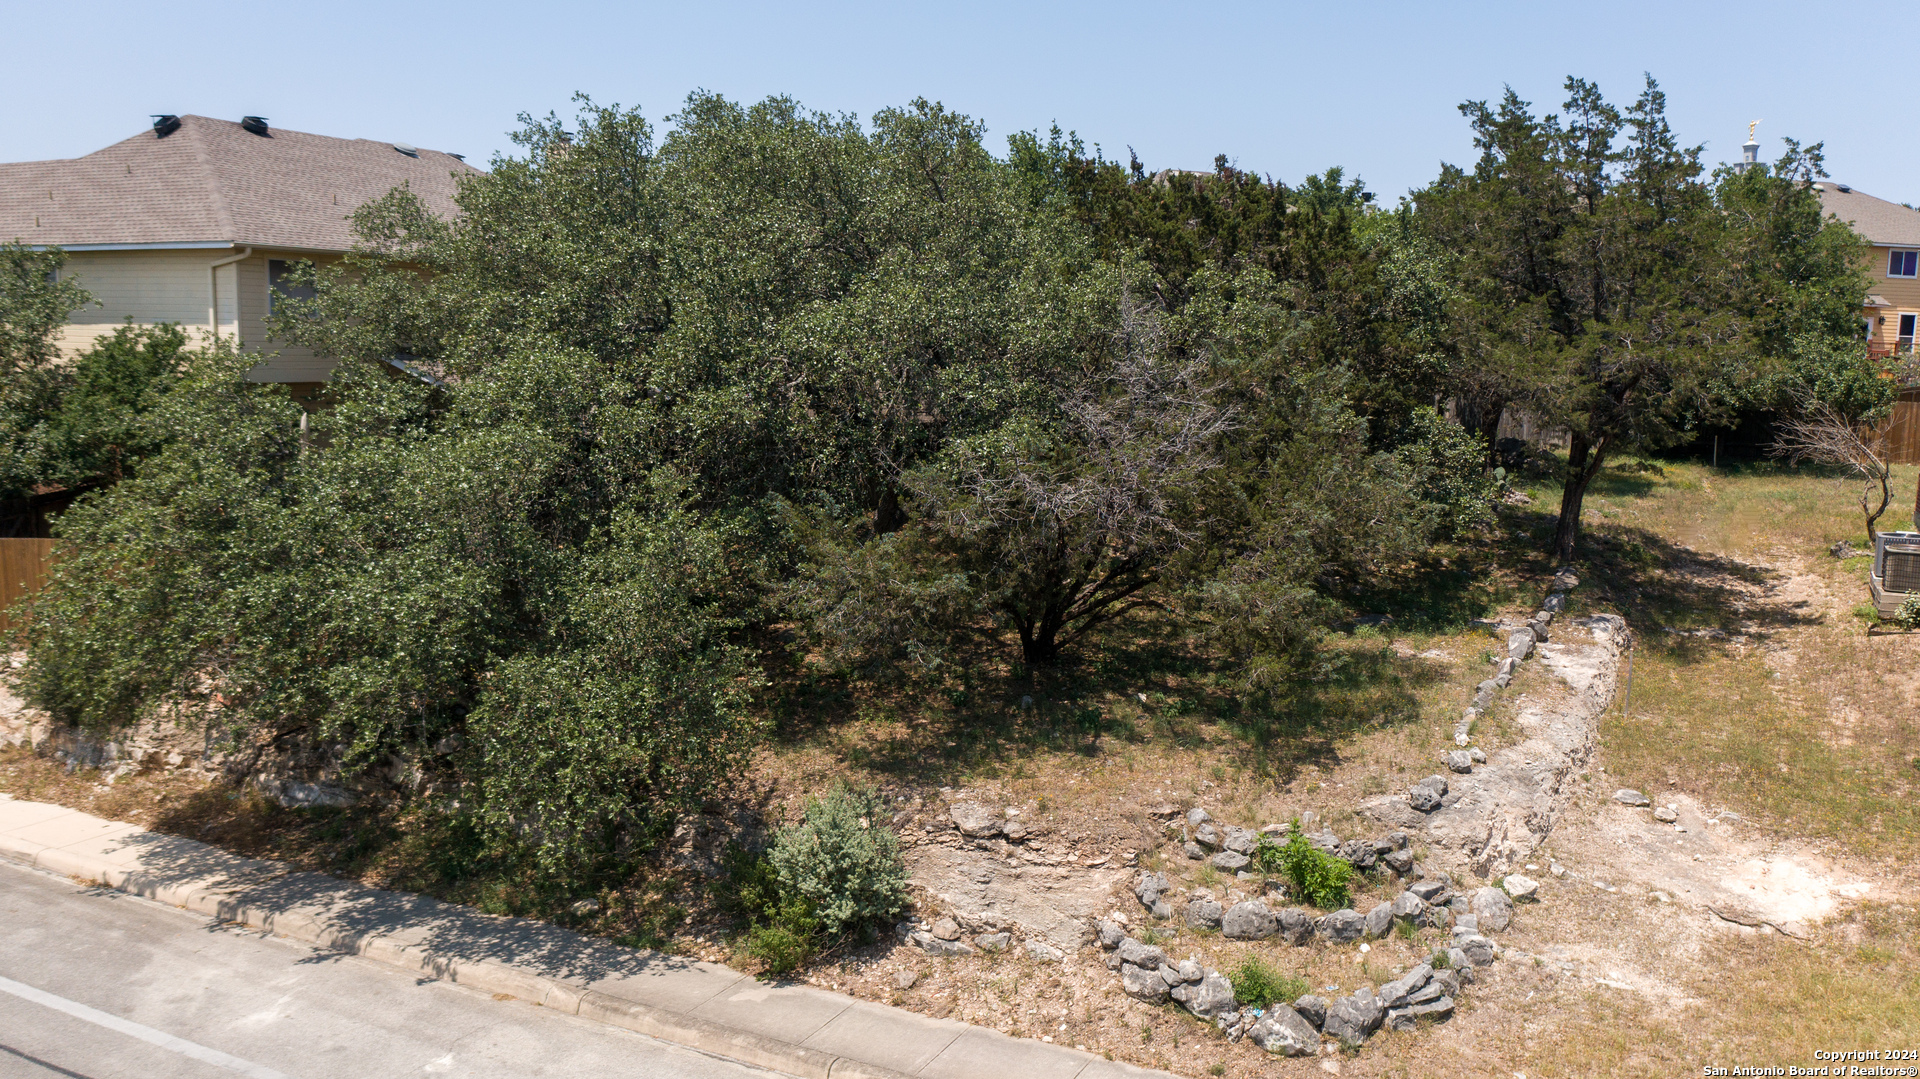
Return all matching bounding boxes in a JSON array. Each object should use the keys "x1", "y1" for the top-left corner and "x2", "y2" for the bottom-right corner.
[
  {"x1": 151, "y1": 114, "x2": 180, "y2": 138},
  {"x1": 241, "y1": 116, "x2": 270, "y2": 137},
  {"x1": 1837, "y1": 184, "x2": 1852, "y2": 193},
  {"x1": 392, "y1": 142, "x2": 419, "y2": 158},
  {"x1": 448, "y1": 153, "x2": 465, "y2": 161}
]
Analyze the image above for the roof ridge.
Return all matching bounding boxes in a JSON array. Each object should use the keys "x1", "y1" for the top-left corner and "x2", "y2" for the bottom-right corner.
[{"x1": 182, "y1": 115, "x2": 236, "y2": 241}]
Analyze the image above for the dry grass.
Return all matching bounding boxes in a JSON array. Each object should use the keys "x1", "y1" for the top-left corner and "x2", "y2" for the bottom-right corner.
[{"x1": 1539, "y1": 459, "x2": 1920, "y2": 860}]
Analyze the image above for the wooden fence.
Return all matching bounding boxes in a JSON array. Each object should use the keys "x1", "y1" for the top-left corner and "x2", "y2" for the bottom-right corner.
[
  {"x1": 1881, "y1": 389, "x2": 1920, "y2": 465},
  {"x1": 0, "y1": 538, "x2": 56, "y2": 637}
]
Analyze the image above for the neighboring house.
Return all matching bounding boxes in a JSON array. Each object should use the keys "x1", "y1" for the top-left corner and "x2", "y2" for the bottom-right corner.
[
  {"x1": 1816, "y1": 182, "x2": 1920, "y2": 359},
  {"x1": 0, "y1": 114, "x2": 479, "y2": 397}
]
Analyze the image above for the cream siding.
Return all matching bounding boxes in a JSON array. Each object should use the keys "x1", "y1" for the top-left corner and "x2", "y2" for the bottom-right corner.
[
  {"x1": 47, "y1": 248, "x2": 340, "y2": 382},
  {"x1": 240, "y1": 250, "x2": 338, "y2": 383},
  {"x1": 1868, "y1": 244, "x2": 1920, "y2": 355},
  {"x1": 53, "y1": 249, "x2": 217, "y2": 355}
]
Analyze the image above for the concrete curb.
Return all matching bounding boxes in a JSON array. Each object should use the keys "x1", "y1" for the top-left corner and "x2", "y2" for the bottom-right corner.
[{"x1": 0, "y1": 794, "x2": 1170, "y2": 1079}]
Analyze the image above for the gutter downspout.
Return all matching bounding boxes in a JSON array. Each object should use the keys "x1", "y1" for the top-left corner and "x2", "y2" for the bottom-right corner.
[{"x1": 207, "y1": 246, "x2": 252, "y2": 348}]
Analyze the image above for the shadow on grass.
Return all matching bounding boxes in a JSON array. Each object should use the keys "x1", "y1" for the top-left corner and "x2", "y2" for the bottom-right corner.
[
  {"x1": 762, "y1": 605, "x2": 1453, "y2": 792},
  {"x1": 1574, "y1": 519, "x2": 1822, "y2": 663}
]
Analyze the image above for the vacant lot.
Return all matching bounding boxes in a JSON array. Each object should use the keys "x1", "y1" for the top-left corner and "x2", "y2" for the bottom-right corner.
[{"x1": 5, "y1": 457, "x2": 1918, "y2": 1077}]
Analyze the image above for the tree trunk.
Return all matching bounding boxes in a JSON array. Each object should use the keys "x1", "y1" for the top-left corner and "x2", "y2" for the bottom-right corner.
[
  {"x1": 1455, "y1": 397, "x2": 1507, "y2": 470},
  {"x1": 1552, "y1": 431, "x2": 1609, "y2": 564},
  {"x1": 874, "y1": 484, "x2": 906, "y2": 534}
]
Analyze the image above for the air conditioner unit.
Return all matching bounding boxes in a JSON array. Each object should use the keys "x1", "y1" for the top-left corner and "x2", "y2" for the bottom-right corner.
[{"x1": 1869, "y1": 530, "x2": 1920, "y2": 617}]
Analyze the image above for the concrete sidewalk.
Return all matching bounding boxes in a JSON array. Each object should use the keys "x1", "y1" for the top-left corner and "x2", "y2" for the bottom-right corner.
[{"x1": 0, "y1": 792, "x2": 1169, "y2": 1079}]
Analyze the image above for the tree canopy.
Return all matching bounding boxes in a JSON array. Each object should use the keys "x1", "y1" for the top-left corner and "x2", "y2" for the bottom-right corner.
[{"x1": 11, "y1": 81, "x2": 1881, "y2": 879}]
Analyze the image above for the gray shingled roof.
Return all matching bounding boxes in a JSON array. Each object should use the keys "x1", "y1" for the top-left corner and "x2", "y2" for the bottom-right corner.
[
  {"x1": 0, "y1": 115, "x2": 481, "y2": 252},
  {"x1": 1817, "y1": 184, "x2": 1920, "y2": 247}
]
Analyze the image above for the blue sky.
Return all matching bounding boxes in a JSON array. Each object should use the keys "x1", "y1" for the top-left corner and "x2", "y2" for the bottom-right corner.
[{"x1": 6, "y1": 0, "x2": 1909, "y2": 202}]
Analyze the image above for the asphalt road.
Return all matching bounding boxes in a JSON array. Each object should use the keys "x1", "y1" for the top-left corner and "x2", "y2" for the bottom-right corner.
[{"x1": 0, "y1": 861, "x2": 786, "y2": 1079}]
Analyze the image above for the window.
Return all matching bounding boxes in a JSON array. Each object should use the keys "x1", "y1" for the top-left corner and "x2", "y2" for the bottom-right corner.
[
  {"x1": 1889, "y1": 250, "x2": 1919, "y2": 278},
  {"x1": 267, "y1": 259, "x2": 317, "y2": 315},
  {"x1": 1900, "y1": 313, "x2": 1917, "y2": 354}
]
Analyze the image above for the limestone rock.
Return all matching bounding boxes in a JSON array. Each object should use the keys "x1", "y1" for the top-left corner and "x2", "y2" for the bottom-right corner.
[
  {"x1": 1292, "y1": 994, "x2": 1327, "y2": 1028},
  {"x1": 1221, "y1": 900, "x2": 1278, "y2": 940},
  {"x1": 1470, "y1": 886, "x2": 1514, "y2": 931},
  {"x1": 1187, "y1": 806, "x2": 1212, "y2": 827},
  {"x1": 1409, "y1": 774, "x2": 1449, "y2": 813},
  {"x1": 1120, "y1": 962, "x2": 1171, "y2": 1004},
  {"x1": 1502, "y1": 873, "x2": 1539, "y2": 900},
  {"x1": 911, "y1": 931, "x2": 976, "y2": 957},
  {"x1": 1210, "y1": 849, "x2": 1250, "y2": 872},
  {"x1": 1183, "y1": 841, "x2": 1206, "y2": 860},
  {"x1": 1363, "y1": 902, "x2": 1393, "y2": 938},
  {"x1": 1613, "y1": 788, "x2": 1651, "y2": 807},
  {"x1": 1376, "y1": 962, "x2": 1432, "y2": 1008},
  {"x1": 1095, "y1": 919, "x2": 1126, "y2": 949},
  {"x1": 1173, "y1": 971, "x2": 1236, "y2": 1019},
  {"x1": 950, "y1": 802, "x2": 1003, "y2": 838},
  {"x1": 1446, "y1": 750, "x2": 1475, "y2": 774},
  {"x1": 1192, "y1": 823, "x2": 1222, "y2": 849},
  {"x1": 1654, "y1": 806, "x2": 1679, "y2": 823},
  {"x1": 1186, "y1": 898, "x2": 1223, "y2": 930},
  {"x1": 1116, "y1": 938, "x2": 1167, "y2": 970},
  {"x1": 1455, "y1": 933, "x2": 1497, "y2": 967},
  {"x1": 974, "y1": 932, "x2": 1009, "y2": 952},
  {"x1": 1386, "y1": 995, "x2": 1455, "y2": 1031},
  {"x1": 1223, "y1": 827, "x2": 1257, "y2": 855},
  {"x1": 1315, "y1": 908, "x2": 1365, "y2": 943},
  {"x1": 1409, "y1": 878, "x2": 1447, "y2": 903},
  {"x1": 1134, "y1": 871, "x2": 1170, "y2": 909},
  {"x1": 1507, "y1": 627, "x2": 1536, "y2": 660},
  {"x1": 1276, "y1": 907, "x2": 1315, "y2": 945},
  {"x1": 1247, "y1": 1005, "x2": 1320, "y2": 1056},
  {"x1": 1321, "y1": 987, "x2": 1386, "y2": 1047},
  {"x1": 1383, "y1": 848, "x2": 1415, "y2": 874},
  {"x1": 1025, "y1": 939, "x2": 1065, "y2": 961},
  {"x1": 894, "y1": 970, "x2": 919, "y2": 989},
  {"x1": 1390, "y1": 890, "x2": 1429, "y2": 925},
  {"x1": 931, "y1": 917, "x2": 961, "y2": 941}
]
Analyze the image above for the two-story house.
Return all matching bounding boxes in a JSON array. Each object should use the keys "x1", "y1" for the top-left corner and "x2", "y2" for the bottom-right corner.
[
  {"x1": 1817, "y1": 182, "x2": 1920, "y2": 359},
  {"x1": 1, "y1": 114, "x2": 478, "y2": 399}
]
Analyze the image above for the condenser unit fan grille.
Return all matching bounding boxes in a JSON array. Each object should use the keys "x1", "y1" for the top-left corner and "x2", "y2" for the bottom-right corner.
[{"x1": 1886, "y1": 546, "x2": 1920, "y2": 593}]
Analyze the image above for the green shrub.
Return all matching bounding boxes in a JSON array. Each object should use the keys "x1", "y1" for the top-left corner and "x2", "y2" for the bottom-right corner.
[
  {"x1": 1226, "y1": 956, "x2": 1309, "y2": 1010},
  {"x1": 718, "y1": 844, "x2": 822, "y2": 975},
  {"x1": 767, "y1": 783, "x2": 909, "y2": 937},
  {"x1": 1260, "y1": 826, "x2": 1352, "y2": 909},
  {"x1": 1891, "y1": 594, "x2": 1920, "y2": 632}
]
